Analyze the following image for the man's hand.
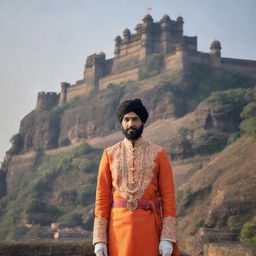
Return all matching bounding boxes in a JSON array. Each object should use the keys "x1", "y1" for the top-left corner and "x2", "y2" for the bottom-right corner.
[
  {"x1": 94, "y1": 243, "x2": 108, "y2": 256},
  {"x1": 159, "y1": 240, "x2": 173, "y2": 256}
]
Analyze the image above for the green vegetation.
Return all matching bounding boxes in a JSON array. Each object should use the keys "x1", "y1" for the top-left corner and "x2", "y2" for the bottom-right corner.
[
  {"x1": 58, "y1": 213, "x2": 83, "y2": 228},
  {"x1": 227, "y1": 215, "x2": 242, "y2": 231},
  {"x1": 77, "y1": 184, "x2": 96, "y2": 207},
  {"x1": 239, "y1": 102, "x2": 256, "y2": 139},
  {"x1": 138, "y1": 53, "x2": 164, "y2": 80},
  {"x1": 195, "y1": 219, "x2": 205, "y2": 228},
  {"x1": 0, "y1": 142, "x2": 100, "y2": 239},
  {"x1": 189, "y1": 62, "x2": 256, "y2": 102},
  {"x1": 6, "y1": 133, "x2": 24, "y2": 155},
  {"x1": 240, "y1": 218, "x2": 256, "y2": 245},
  {"x1": 191, "y1": 140, "x2": 225, "y2": 155},
  {"x1": 176, "y1": 190, "x2": 192, "y2": 214},
  {"x1": 227, "y1": 132, "x2": 241, "y2": 145}
]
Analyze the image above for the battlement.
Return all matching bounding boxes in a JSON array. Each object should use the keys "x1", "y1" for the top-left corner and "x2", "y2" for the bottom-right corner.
[{"x1": 36, "y1": 91, "x2": 59, "y2": 111}]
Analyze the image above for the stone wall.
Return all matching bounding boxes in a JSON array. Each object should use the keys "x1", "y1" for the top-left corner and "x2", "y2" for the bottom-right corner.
[
  {"x1": 222, "y1": 57, "x2": 256, "y2": 79},
  {"x1": 0, "y1": 241, "x2": 189, "y2": 256},
  {"x1": 204, "y1": 242, "x2": 256, "y2": 256},
  {"x1": 99, "y1": 67, "x2": 139, "y2": 89},
  {"x1": 6, "y1": 151, "x2": 38, "y2": 193},
  {"x1": 0, "y1": 241, "x2": 94, "y2": 256},
  {"x1": 66, "y1": 83, "x2": 91, "y2": 102},
  {"x1": 164, "y1": 51, "x2": 187, "y2": 73}
]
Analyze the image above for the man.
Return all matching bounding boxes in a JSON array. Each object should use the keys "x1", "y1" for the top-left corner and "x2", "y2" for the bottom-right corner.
[{"x1": 93, "y1": 99, "x2": 179, "y2": 256}]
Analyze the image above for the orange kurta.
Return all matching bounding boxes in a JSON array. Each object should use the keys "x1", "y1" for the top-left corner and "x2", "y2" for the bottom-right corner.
[{"x1": 93, "y1": 137, "x2": 179, "y2": 256}]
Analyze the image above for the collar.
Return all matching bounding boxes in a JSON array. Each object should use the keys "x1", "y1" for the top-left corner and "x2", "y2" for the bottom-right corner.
[{"x1": 123, "y1": 137, "x2": 145, "y2": 151}]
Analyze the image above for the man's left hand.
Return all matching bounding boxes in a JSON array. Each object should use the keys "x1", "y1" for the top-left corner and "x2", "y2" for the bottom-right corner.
[{"x1": 159, "y1": 240, "x2": 173, "y2": 256}]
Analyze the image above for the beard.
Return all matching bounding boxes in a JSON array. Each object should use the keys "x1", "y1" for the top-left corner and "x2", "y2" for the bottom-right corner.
[{"x1": 121, "y1": 124, "x2": 144, "y2": 140}]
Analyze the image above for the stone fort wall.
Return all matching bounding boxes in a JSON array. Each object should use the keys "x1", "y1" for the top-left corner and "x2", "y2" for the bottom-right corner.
[{"x1": 34, "y1": 14, "x2": 256, "y2": 112}]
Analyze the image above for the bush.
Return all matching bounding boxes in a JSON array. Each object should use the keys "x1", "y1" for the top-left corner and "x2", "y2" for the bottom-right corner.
[
  {"x1": 58, "y1": 213, "x2": 83, "y2": 228},
  {"x1": 7, "y1": 225, "x2": 30, "y2": 240},
  {"x1": 72, "y1": 143, "x2": 92, "y2": 157},
  {"x1": 227, "y1": 132, "x2": 240, "y2": 145},
  {"x1": 240, "y1": 102, "x2": 256, "y2": 119},
  {"x1": 191, "y1": 140, "x2": 225, "y2": 155},
  {"x1": 26, "y1": 200, "x2": 61, "y2": 216},
  {"x1": 227, "y1": 215, "x2": 242, "y2": 231},
  {"x1": 58, "y1": 137, "x2": 70, "y2": 147},
  {"x1": 240, "y1": 218, "x2": 256, "y2": 245},
  {"x1": 79, "y1": 161, "x2": 96, "y2": 173},
  {"x1": 240, "y1": 117, "x2": 256, "y2": 139},
  {"x1": 78, "y1": 187, "x2": 96, "y2": 207}
]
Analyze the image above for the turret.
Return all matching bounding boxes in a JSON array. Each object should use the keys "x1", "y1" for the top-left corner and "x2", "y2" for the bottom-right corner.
[
  {"x1": 114, "y1": 36, "x2": 122, "y2": 56},
  {"x1": 36, "y1": 92, "x2": 59, "y2": 111},
  {"x1": 140, "y1": 14, "x2": 154, "y2": 60},
  {"x1": 210, "y1": 40, "x2": 222, "y2": 68},
  {"x1": 123, "y1": 28, "x2": 131, "y2": 43},
  {"x1": 59, "y1": 82, "x2": 70, "y2": 106},
  {"x1": 160, "y1": 15, "x2": 172, "y2": 55},
  {"x1": 83, "y1": 52, "x2": 106, "y2": 90},
  {"x1": 210, "y1": 40, "x2": 222, "y2": 57},
  {"x1": 176, "y1": 16, "x2": 184, "y2": 37}
]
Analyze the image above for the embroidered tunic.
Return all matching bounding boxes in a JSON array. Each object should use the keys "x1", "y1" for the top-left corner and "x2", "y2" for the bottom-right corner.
[{"x1": 93, "y1": 137, "x2": 179, "y2": 256}]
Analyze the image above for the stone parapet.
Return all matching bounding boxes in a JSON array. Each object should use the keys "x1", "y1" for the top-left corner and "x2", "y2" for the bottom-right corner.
[{"x1": 0, "y1": 240, "x2": 94, "y2": 256}]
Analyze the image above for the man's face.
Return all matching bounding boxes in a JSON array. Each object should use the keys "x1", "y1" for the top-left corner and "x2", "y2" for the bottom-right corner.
[{"x1": 121, "y1": 112, "x2": 144, "y2": 140}]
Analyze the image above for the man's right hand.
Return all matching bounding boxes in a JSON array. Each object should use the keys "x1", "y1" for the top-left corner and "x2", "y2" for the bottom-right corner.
[{"x1": 94, "y1": 243, "x2": 108, "y2": 256}]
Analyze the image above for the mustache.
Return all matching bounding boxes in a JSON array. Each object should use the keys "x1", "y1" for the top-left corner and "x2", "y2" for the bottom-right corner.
[{"x1": 126, "y1": 126, "x2": 137, "y2": 131}]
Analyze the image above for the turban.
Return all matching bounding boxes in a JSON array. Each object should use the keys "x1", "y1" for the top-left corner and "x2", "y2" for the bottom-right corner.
[{"x1": 116, "y1": 98, "x2": 149, "y2": 123}]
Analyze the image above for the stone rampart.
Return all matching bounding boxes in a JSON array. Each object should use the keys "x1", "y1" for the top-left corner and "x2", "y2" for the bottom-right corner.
[
  {"x1": 99, "y1": 67, "x2": 139, "y2": 89},
  {"x1": 164, "y1": 51, "x2": 186, "y2": 72},
  {"x1": 66, "y1": 83, "x2": 90, "y2": 102},
  {"x1": 204, "y1": 242, "x2": 256, "y2": 256},
  {"x1": 44, "y1": 141, "x2": 83, "y2": 155},
  {"x1": 0, "y1": 241, "x2": 94, "y2": 256},
  {"x1": 7, "y1": 151, "x2": 38, "y2": 193},
  {"x1": 187, "y1": 51, "x2": 211, "y2": 65},
  {"x1": 0, "y1": 241, "x2": 189, "y2": 256},
  {"x1": 222, "y1": 57, "x2": 256, "y2": 79}
]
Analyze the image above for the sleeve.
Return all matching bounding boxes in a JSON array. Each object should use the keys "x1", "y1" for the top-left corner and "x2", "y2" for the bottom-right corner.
[
  {"x1": 158, "y1": 148, "x2": 177, "y2": 242},
  {"x1": 93, "y1": 150, "x2": 112, "y2": 245}
]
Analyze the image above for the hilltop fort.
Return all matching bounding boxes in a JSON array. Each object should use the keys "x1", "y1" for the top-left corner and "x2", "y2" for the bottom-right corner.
[{"x1": 36, "y1": 14, "x2": 256, "y2": 111}]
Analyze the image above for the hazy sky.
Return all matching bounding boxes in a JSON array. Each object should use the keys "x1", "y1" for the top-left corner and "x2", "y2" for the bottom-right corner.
[{"x1": 0, "y1": 0, "x2": 256, "y2": 162}]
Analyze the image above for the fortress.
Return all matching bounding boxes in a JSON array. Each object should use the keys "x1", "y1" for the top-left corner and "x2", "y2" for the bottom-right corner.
[{"x1": 35, "y1": 14, "x2": 256, "y2": 110}]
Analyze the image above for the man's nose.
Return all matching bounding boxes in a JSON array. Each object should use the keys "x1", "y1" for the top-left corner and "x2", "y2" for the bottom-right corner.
[{"x1": 127, "y1": 119, "x2": 135, "y2": 127}]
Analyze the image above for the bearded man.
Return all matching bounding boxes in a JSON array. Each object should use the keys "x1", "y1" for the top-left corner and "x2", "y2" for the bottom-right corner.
[{"x1": 93, "y1": 99, "x2": 179, "y2": 256}]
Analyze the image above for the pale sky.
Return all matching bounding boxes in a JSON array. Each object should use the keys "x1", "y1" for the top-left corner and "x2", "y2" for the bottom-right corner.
[{"x1": 0, "y1": 0, "x2": 256, "y2": 162}]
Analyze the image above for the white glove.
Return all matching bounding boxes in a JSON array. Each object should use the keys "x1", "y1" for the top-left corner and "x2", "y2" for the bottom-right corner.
[
  {"x1": 159, "y1": 240, "x2": 173, "y2": 256},
  {"x1": 94, "y1": 243, "x2": 108, "y2": 256}
]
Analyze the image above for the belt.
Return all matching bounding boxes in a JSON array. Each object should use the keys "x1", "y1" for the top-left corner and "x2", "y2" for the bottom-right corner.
[
  {"x1": 112, "y1": 198, "x2": 162, "y2": 235},
  {"x1": 112, "y1": 198, "x2": 161, "y2": 211}
]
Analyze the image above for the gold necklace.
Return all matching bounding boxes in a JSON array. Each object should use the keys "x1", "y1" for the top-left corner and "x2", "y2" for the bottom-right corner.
[{"x1": 121, "y1": 141, "x2": 146, "y2": 196}]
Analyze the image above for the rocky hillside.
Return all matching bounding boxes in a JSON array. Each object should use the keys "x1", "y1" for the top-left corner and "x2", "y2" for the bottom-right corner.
[{"x1": 0, "y1": 61, "x2": 256, "y2": 255}]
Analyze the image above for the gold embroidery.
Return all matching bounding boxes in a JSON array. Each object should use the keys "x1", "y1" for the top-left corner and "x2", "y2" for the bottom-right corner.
[
  {"x1": 107, "y1": 138, "x2": 162, "y2": 199},
  {"x1": 161, "y1": 216, "x2": 176, "y2": 241},
  {"x1": 93, "y1": 216, "x2": 108, "y2": 244}
]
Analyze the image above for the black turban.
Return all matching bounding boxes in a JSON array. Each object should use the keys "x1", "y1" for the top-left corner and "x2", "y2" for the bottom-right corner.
[{"x1": 116, "y1": 98, "x2": 149, "y2": 123}]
